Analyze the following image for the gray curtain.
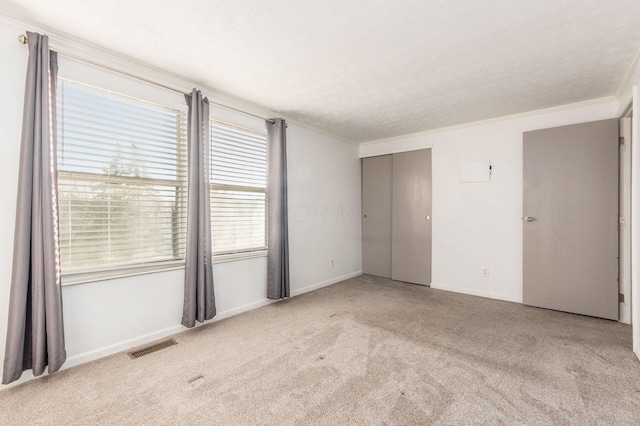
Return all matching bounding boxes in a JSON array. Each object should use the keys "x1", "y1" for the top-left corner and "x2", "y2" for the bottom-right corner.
[
  {"x1": 182, "y1": 89, "x2": 216, "y2": 327},
  {"x1": 3, "y1": 32, "x2": 65, "y2": 385},
  {"x1": 266, "y1": 119, "x2": 290, "y2": 299}
]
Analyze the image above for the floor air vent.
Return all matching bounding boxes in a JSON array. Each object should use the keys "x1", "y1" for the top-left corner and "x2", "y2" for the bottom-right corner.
[{"x1": 127, "y1": 338, "x2": 177, "y2": 359}]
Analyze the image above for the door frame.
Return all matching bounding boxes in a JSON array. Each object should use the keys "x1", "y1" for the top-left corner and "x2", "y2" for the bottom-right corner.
[
  {"x1": 629, "y1": 88, "x2": 640, "y2": 360},
  {"x1": 620, "y1": 116, "x2": 632, "y2": 324}
]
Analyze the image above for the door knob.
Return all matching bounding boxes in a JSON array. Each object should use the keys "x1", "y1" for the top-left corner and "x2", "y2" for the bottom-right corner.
[
  {"x1": 524, "y1": 216, "x2": 535, "y2": 222},
  {"x1": 363, "y1": 214, "x2": 367, "y2": 219}
]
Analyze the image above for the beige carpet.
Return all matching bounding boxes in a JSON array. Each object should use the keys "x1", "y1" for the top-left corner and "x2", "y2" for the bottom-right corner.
[{"x1": 1, "y1": 275, "x2": 639, "y2": 425}]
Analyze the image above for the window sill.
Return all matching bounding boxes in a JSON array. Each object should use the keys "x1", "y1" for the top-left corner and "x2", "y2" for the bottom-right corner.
[
  {"x1": 60, "y1": 251, "x2": 268, "y2": 286},
  {"x1": 61, "y1": 261, "x2": 186, "y2": 287}
]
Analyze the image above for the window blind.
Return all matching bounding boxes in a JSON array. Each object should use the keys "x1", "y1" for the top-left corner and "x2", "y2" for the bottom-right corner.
[
  {"x1": 210, "y1": 120, "x2": 267, "y2": 255},
  {"x1": 57, "y1": 79, "x2": 188, "y2": 272}
]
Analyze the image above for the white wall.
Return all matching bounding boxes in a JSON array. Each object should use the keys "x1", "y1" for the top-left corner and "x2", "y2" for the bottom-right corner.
[
  {"x1": 360, "y1": 100, "x2": 619, "y2": 303},
  {"x1": 632, "y1": 87, "x2": 639, "y2": 359},
  {"x1": 288, "y1": 125, "x2": 362, "y2": 292},
  {"x1": 0, "y1": 17, "x2": 361, "y2": 387}
]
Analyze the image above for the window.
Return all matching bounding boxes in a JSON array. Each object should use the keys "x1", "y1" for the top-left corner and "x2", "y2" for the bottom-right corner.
[
  {"x1": 210, "y1": 120, "x2": 268, "y2": 256},
  {"x1": 57, "y1": 79, "x2": 187, "y2": 273}
]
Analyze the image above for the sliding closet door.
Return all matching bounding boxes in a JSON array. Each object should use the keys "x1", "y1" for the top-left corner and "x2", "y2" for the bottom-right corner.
[
  {"x1": 362, "y1": 155, "x2": 393, "y2": 278},
  {"x1": 392, "y1": 149, "x2": 432, "y2": 285}
]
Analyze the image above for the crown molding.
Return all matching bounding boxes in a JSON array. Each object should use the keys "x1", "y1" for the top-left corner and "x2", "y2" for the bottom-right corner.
[
  {"x1": 615, "y1": 43, "x2": 640, "y2": 100},
  {"x1": 0, "y1": 13, "x2": 358, "y2": 146},
  {"x1": 360, "y1": 96, "x2": 617, "y2": 147}
]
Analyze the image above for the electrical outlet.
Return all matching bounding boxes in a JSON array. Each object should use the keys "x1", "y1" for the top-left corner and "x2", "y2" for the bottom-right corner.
[
  {"x1": 481, "y1": 267, "x2": 489, "y2": 277},
  {"x1": 330, "y1": 259, "x2": 335, "y2": 268}
]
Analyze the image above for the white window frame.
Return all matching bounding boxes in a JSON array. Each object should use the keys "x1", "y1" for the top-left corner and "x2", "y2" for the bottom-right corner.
[
  {"x1": 56, "y1": 57, "x2": 189, "y2": 285},
  {"x1": 210, "y1": 119, "x2": 269, "y2": 262}
]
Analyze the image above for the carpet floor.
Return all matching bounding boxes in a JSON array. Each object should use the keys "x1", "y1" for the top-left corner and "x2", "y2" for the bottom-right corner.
[{"x1": 1, "y1": 275, "x2": 639, "y2": 425}]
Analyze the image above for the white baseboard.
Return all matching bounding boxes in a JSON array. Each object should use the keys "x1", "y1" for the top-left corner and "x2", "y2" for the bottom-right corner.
[
  {"x1": 1, "y1": 270, "x2": 362, "y2": 389},
  {"x1": 290, "y1": 271, "x2": 362, "y2": 297},
  {"x1": 212, "y1": 298, "x2": 278, "y2": 322},
  {"x1": 75, "y1": 271, "x2": 362, "y2": 364},
  {"x1": 430, "y1": 282, "x2": 522, "y2": 304},
  {"x1": 1, "y1": 324, "x2": 188, "y2": 388},
  {"x1": 432, "y1": 282, "x2": 633, "y2": 324},
  {"x1": 67, "y1": 325, "x2": 184, "y2": 366}
]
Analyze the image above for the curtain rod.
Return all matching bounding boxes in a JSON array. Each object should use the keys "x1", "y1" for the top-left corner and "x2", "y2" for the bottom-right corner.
[{"x1": 18, "y1": 34, "x2": 276, "y2": 124}]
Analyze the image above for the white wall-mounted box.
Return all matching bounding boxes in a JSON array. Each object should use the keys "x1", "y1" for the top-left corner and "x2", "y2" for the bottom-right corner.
[{"x1": 459, "y1": 160, "x2": 491, "y2": 182}]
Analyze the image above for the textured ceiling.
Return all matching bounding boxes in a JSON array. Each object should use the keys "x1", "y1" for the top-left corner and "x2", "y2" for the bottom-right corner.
[{"x1": 2, "y1": 0, "x2": 640, "y2": 142}]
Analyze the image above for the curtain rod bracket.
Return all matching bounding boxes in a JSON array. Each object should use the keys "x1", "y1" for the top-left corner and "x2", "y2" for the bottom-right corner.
[{"x1": 16, "y1": 31, "x2": 283, "y2": 125}]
